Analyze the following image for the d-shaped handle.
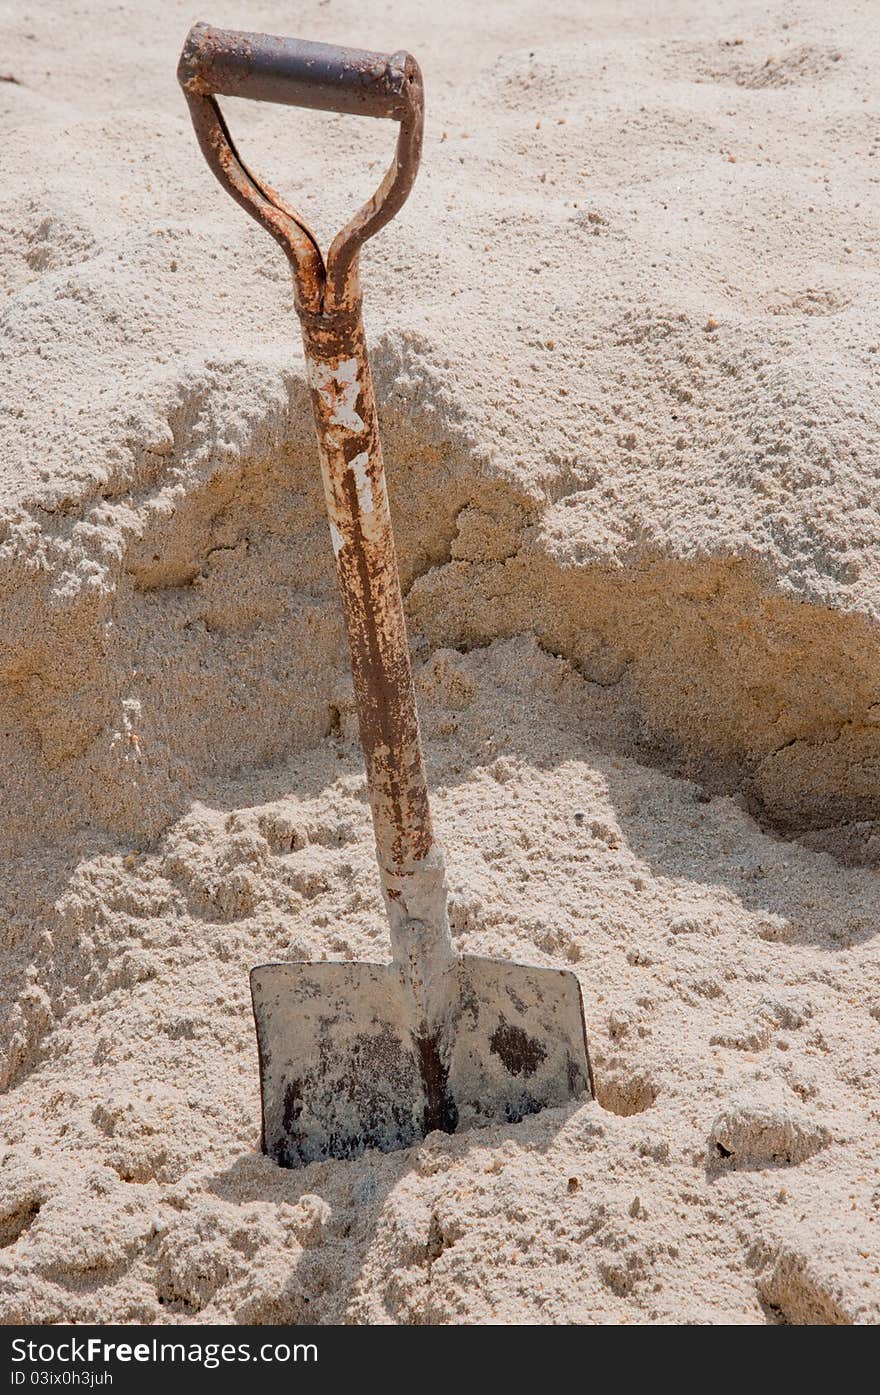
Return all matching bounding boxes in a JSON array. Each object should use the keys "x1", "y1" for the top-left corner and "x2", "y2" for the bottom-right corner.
[{"x1": 177, "y1": 23, "x2": 423, "y2": 315}]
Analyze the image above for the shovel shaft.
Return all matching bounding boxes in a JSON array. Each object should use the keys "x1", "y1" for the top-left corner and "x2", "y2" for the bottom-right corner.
[{"x1": 300, "y1": 303, "x2": 453, "y2": 965}]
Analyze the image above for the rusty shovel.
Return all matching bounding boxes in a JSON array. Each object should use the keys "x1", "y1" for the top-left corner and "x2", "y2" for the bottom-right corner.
[{"x1": 178, "y1": 23, "x2": 594, "y2": 1167}]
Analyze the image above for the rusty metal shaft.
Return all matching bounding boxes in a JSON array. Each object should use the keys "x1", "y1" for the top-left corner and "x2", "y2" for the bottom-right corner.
[{"x1": 301, "y1": 302, "x2": 452, "y2": 971}]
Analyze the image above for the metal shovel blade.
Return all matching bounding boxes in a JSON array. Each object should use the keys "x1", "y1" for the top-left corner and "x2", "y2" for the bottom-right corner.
[{"x1": 251, "y1": 956, "x2": 593, "y2": 1167}]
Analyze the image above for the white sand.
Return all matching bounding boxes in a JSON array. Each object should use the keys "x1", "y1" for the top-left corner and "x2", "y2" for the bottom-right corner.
[{"x1": 1, "y1": 0, "x2": 878, "y2": 1323}]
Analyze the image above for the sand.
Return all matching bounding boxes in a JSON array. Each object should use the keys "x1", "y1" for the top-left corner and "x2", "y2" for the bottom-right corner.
[{"x1": 1, "y1": 0, "x2": 879, "y2": 1324}]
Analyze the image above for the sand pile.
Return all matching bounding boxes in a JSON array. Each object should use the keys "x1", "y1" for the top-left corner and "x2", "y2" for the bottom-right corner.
[{"x1": 1, "y1": 0, "x2": 878, "y2": 1324}]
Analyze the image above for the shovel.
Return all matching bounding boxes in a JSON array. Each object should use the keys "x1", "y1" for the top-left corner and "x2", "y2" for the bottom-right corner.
[{"x1": 178, "y1": 23, "x2": 594, "y2": 1167}]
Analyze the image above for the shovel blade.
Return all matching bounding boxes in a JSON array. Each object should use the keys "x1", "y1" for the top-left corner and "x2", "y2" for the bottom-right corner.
[
  {"x1": 251, "y1": 955, "x2": 592, "y2": 1168},
  {"x1": 251, "y1": 961, "x2": 422, "y2": 1168},
  {"x1": 446, "y1": 956, "x2": 593, "y2": 1133}
]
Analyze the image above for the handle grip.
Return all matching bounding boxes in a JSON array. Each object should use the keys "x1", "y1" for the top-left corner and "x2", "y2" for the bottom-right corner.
[{"x1": 178, "y1": 22, "x2": 416, "y2": 120}]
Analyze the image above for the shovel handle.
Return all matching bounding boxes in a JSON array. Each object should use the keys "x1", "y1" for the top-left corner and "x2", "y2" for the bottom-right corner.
[
  {"x1": 177, "y1": 22, "x2": 423, "y2": 315},
  {"x1": 178, "y1": 23, "x2": 416, "y2": 121},
  {"x1": 178, "y1": 26, "x2": 452, "y2": 982}
]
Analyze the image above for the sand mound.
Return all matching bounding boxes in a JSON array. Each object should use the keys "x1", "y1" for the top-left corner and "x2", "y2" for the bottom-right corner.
[{"x1": 1, "y1": 0, "x2": 879, "y2": 1325}]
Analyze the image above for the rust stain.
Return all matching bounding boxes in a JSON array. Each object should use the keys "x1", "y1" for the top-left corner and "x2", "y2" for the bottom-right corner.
[
  {"x1": 489, "y1": 1021, "x2": 548, "y2": 1077},
  {"x1": 415, "y1": 1028, "x2": 459, "y2": 1135}
]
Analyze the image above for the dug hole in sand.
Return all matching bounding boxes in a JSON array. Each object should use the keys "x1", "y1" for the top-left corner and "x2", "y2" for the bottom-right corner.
[{"x1": 1, "y1": 0, "x2": 879, "y2": 1325}]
